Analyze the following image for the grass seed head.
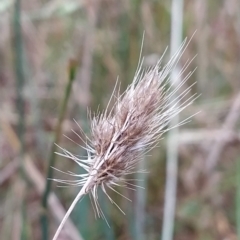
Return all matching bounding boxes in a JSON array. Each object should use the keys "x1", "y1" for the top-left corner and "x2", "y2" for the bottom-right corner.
[{"x1": 52, "y1": 38, "x2": 196, "y2": 239}]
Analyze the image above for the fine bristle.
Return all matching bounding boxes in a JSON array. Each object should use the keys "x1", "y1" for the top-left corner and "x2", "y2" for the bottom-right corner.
[{"x1": 52, "y1": 38, "x2": 196, "y2": 240}]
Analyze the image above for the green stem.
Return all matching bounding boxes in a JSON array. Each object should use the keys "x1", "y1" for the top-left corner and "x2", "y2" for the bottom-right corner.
[
  {"x1": 13, "y1": 0, "x2": 25, "y2": 155},
  {"x1": 13, "y1": 2, "x2": 28, "y2": 239},
  {"x1": 41, "y1": 59, "x2": 77, "y2": 240},
  {"x1": 236, "y1": 157, "x2": 240, "y2": 238}
]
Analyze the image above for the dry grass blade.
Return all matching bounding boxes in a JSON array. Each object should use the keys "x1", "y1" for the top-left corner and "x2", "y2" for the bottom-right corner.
[
  {"x1": 52, "y1": 38, "x2": 196, "y2": 240},
  {"x1": 0, "y1": 116, "x2": 84, "y2": 240},
  {"x1": 205, "y1": 93, "x2": 240, "y2": 173}
]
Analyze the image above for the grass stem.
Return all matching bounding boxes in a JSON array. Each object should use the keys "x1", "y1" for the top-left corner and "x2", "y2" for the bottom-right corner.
[
  {"x1": 236, "y1": 157, "x2": 240, "y2": 238},
  {"x1": 161, "y1": 0, "x2": 184, "y2": 239},
  {"x1": 41, "y1": 59, "x2": 77, "y2": 240}
]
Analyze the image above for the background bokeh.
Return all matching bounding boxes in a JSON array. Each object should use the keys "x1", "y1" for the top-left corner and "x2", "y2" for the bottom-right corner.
[{"x1": 0, "y1": 0, "x2": 240, "y2": 240}]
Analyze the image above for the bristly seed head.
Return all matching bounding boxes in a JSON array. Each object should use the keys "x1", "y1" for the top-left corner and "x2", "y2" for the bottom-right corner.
[{"x1": 52, "y1": 38, "x2": 197, "y2": 240}]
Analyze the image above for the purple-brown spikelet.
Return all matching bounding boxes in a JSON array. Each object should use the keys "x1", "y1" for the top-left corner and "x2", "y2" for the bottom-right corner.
[{"x1": 52, "y1": 39, "x2": 197, "y2": 240}]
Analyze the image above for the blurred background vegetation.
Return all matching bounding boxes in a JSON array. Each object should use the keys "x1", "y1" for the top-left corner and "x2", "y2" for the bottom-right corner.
[{"x1": 0, "y1": 0, "x2": 240, "y2": 239}]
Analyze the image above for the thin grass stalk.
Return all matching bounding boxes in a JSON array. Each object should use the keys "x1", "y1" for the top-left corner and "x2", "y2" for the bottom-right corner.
[
  {"x1": 41, "y1": 60, "x2": 77, "y2": 240},
  {"x1": 134, "y1": 155, "x2": 146, "y2": 240},
  {"x1": 52, "y1": 174, "x2": 94, "y2": 240},
  {"x1": 236, "y1": 157, "x2": 240, "y2": 238},
  {"x1": 161, "y1": 0, "x2": 184, "y2": 240},
  {"x1": 1, "y1": 188, "x2": 13, "y2": 240},
  {"x1": 72, "y1": 162, "x2": 90, "y2": 238},
  {"x1": 13, "y1": 1, "x2": 27, "y2": 239},
  {"x1": 12, "y1": 180, "x2": 25, "y2": 240},
  {"x1": 13, "y1": 0, "x2": 25, "y2": 155}
]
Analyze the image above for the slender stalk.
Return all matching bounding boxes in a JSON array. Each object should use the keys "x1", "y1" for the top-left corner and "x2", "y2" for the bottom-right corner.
[
  {"x1": 135, "y1": 157, "x2": 146, "y2": 240},
  {"x1": 13, "y1": 0, "x2": 25, "y2": 155},
  {"x1": 41, "y1": 60, "x2": 77, "y2": 240},
  {"x1": 13, "y1": 1, "x2": 27, "y2": 239},
  {"x1": 161, "y1": 0, "x2": 184, "y2": 240},
  {"x1": 236, "y1": 157, "x2": 240, "y2": 238},
  {"x1": 52, "y1": 172, "x2": 95, "y2": 240}
]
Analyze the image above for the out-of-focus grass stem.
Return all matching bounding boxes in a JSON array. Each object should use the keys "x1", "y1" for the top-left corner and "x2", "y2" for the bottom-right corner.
[
  {"x1": 13, "y1": 0, "x2": 25, "y2": 155},
  {"x1": 236, "y1": 157, "x2": 240, "y2": 238},
  {"x1": 161, "y1": 0, "x2": 184, "y2": 240},
  {"x1": 12, "y1": 1, "x2": 28, "y2": 239},
  {"x1": 41, "y1": 59, "x2": 77, "y2": 240},
  {"x1": 135, "y1": 156, "x2": 146, "y2": 240}
]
